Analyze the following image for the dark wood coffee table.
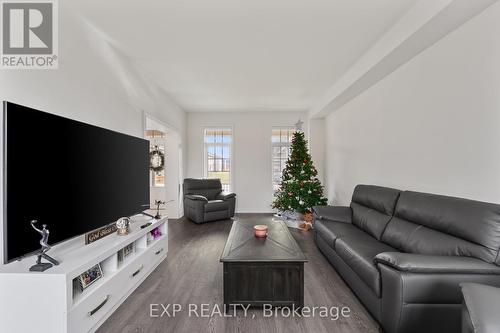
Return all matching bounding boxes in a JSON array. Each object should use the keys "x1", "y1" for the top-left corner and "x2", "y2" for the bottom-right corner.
[{"x1": 220, "y1": 218, "x2": 307, "y2": 307}]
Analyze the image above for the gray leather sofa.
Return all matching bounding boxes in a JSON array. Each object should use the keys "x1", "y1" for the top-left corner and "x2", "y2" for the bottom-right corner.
[
  {"x1": 460, "y1": 283, "x2": 500, "y2": 333},
  {"x1": 313, "y1": 185, "x2": 500, "y2": 333},
  {"x1": 183, "y1": 178, "x2": 236, "y2": 223}
]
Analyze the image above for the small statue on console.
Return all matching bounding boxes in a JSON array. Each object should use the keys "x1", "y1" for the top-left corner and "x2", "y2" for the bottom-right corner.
[
  {"x1": 29, "y1": 220, "x2": 60, "y2": 272},
  {"x1": 140, "y1": 200, "x2": 172, "y2": 220},
  {"x1": 153, "y1": 200, "x2": 166, "y2": 219}
]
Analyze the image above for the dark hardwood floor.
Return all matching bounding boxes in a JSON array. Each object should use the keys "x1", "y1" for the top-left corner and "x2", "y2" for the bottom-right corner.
[{"x1": 97, "y1": 214, "x2": 379, "y2": 333}]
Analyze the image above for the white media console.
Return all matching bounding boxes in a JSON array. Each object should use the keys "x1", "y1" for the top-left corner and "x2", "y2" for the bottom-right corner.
[{"x1": 0, "y1": 215, "x2": 168, "y2": 333}]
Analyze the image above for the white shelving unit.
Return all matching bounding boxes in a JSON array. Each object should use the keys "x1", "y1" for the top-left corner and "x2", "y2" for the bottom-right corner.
[{"x1": 0, "y1": 215, "x2": 168, "y2": 333}]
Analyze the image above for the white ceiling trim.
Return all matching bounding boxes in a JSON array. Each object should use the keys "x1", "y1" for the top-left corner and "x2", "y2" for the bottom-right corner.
[{"x1": 309, "y1": 0, "x2": 499, "y2": 118}]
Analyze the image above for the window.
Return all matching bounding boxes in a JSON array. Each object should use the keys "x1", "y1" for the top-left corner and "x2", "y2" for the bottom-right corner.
[
  {"x1": 272, "y1": 127, "x2": 295, "y2": 192},
  {"x1": 204, "y1": 128, "x2": 232, "y2": 192}
]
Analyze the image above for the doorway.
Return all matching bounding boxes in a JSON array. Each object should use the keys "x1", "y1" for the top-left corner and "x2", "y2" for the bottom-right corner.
[{"x1": 144, "y1": 115, "x2": 183, "y2": 219}]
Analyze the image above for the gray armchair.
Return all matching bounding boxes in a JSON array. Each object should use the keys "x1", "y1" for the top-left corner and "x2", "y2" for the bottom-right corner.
[{"x1": 183, "y1": 178, "x2": 236, "y2": 223}]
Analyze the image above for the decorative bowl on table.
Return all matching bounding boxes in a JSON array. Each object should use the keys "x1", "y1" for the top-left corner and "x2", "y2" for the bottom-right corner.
[{"x1": 253, "y1": 225, "x2": 268, "y2": 238}]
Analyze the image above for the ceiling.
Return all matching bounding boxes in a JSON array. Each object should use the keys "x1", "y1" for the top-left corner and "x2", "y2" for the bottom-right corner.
[{"x1": 71, "y1": 0, "x2": 418, "y2": 112}]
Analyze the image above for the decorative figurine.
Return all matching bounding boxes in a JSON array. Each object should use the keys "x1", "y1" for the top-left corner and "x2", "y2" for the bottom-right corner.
[
  {"x1": 29, "y1": 220, "x2": 60, "y2": 272},
  {"x1": 140, "y1": 199, "x2": 173, "y2": 219},
  {"x1": 116, "y1": 217, "x2": 131, "y2": 236},
  {"x1": 153, "y1": 200, "x2": 166, "y2": 219}
]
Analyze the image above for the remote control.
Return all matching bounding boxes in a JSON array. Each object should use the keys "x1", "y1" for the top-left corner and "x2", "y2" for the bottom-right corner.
[{"x1": 140, "y1": 222, "x2": 153, "y2": 229}]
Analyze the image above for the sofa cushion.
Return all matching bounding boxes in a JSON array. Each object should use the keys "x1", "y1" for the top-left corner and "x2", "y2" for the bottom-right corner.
[
  {"x1": 350, "y1": 185, "x2": 401, "y2": 240},
  {"x1": 375, "y1": 252, "x2": 500, "y2": 274},
  {"x1": 314, "y1": 219, "x2": 366, "y2": 247},
  {"x1": 185, "y1": 194, "x2": 208, "y2": 201},
  {"x1": 313, "y1": 206, "x2": 352, "y2": 223},
  {"x1": 204, "y1": 210, "x2": 230, "y2": 222},
  {"x1": 205, "y1": 200, "x2": 228, "y2": 212},
  {"x1": 183, "y1": 178, "x2": 222, "y2": 200},
  {"x1": 382, "y1": 217, "x2": 497, "y2": 263},
  {"x1": 352, "y1": 185, "x2": 402, "y2": 215},
  {"x1": 335, "y1": 233, "x2": 399, "y2": 296},
  {"x1": 195, "y1": 189, "x2": 221, "y2": 200},
  {"x1": 382, "y1": 191, "x2": 500, "y2": 263}
]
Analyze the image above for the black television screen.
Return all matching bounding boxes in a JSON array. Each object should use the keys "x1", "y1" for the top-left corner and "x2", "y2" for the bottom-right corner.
[{"x1": 3, "y1": 101, "x2": 150, "y2": 263}]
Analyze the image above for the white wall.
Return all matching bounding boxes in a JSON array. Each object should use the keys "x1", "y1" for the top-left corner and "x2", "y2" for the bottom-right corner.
[
  {"x1": 186, "y1": 111, "x2": 308, "y2": 213},
  {"x1": 0, "y1": 4, "x2": 186, "y2": 263},
  {"x1": 307, "y1": 118, "x2": 326, "y2": 186},
  {"x1": 324, "y1": 1, "x2": 500, "y2": 205}
]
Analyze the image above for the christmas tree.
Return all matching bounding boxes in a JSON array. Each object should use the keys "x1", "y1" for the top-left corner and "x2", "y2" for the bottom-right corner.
[{"x1": 272, "y1": 131, "x2": 328, "y2": 214}]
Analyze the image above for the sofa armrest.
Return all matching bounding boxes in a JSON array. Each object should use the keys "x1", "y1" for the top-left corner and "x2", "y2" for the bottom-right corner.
[
  {"x1": 216, "y1": 192, "x2": 236, "y2": 200},
  {"x1": 375, "y1": 252, "x2": 500, "y2": 274},
  {"x1": 216, "y1": 192, "x2": 236, "y2": 217},
  {"x1": 185, "y1": 194, "x2": 208, "y2": 202},
  {"x1": 312, "y1": 206, "x2": 352, "y2": 223},
  {"x1": 460, "y1": 283, "x2": 500, "y2": 333},
  {"x1": 378, "y1": 254, "x2": 500, "y2": 333}
]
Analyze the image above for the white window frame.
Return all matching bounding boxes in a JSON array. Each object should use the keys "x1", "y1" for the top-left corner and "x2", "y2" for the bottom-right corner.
[
  {"x1": 203, "y1": 127, "x2": 233, "y2": 192},
  {"x1": 271, "y1": 126, "x2": 295, "y2": 193}
]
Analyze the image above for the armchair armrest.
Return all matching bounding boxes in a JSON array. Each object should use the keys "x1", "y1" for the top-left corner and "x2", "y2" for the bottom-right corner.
[
  {"x1": 185, "y1": 194, "x2": 208, "y2": 202},
  {"x1": 216, "y1": 192, "x2": 236, "y2": 200},
  {"x1": 312, "y1": 205, "x2": 352, "y2": 223},
  {"x1": 374, "y1": 252, "x2": 500, "y2": 274}
]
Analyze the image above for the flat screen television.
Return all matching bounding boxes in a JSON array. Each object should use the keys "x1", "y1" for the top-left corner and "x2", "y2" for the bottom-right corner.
[{"x1": 2, "y1": 101, "x2": 150, "y2": 263}]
